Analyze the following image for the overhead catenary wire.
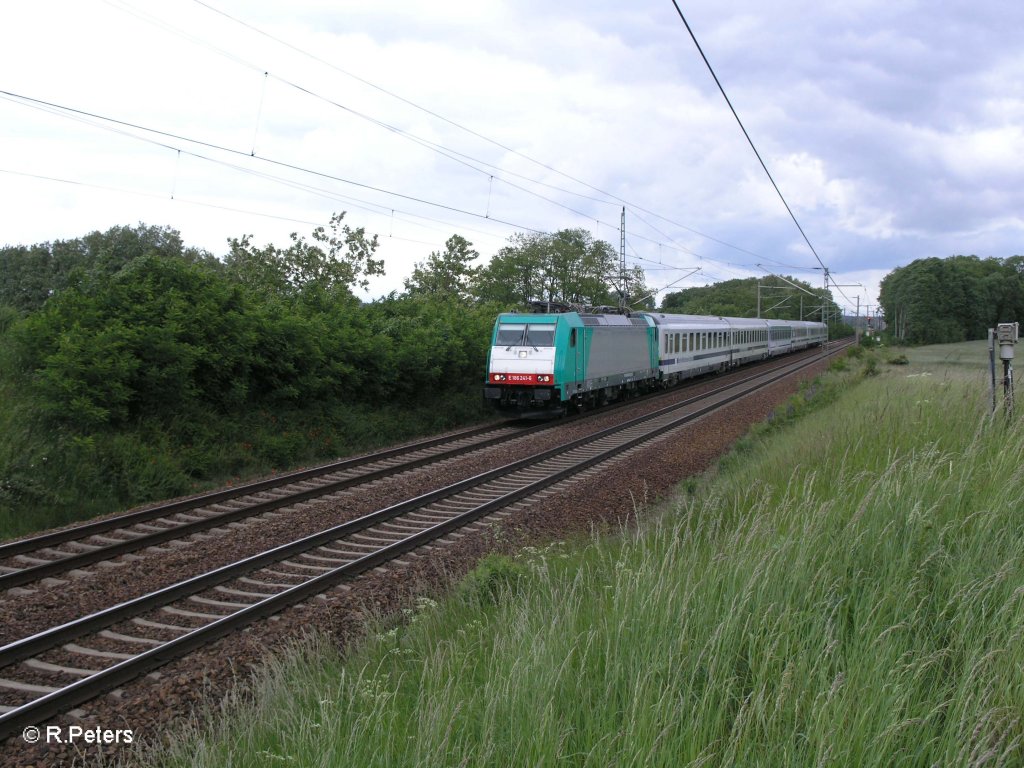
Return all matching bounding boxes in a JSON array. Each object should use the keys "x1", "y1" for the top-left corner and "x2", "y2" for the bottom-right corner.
[
  {"x1": 102, "y1": 0, "x2": 623, "y2": 216},
  {"x1": 0, "y1": 89, "x2": 546, "y2": 235},
  {"x1": 0, "y1": 168, "x2": 450, "y2": 250},
  {"x1": 667, "y1": 0, "x2": 856, "y2": 309},
  {"x1": 4, "y1": 87, "x2": 751, "y2": 288},
  {"x1": 239, "y1": 0, "x2": 858, "y2": 306},
  {"x1": 172, "y1": 0, "x2": 801, "y2": 267}
]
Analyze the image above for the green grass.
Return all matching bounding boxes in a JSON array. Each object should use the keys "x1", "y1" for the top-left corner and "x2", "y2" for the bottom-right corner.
[
  {"x1": 143, "y1": 350, "x2": 1024, "y2": 767},
  {"x1": 899, "y1": 339, "x2": 993, "y2": 370}
]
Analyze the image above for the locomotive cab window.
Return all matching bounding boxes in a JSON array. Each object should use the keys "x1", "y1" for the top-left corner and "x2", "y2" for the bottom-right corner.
[
  {"x1": 525, "y1": 324, "x2": 556, "y2": 347},
  {"x1": 496, "y1": 324, "x2": 526, "y2": 346},
  {"x1": 496, "y1": 323, "x2": 556, "y2": 347}
]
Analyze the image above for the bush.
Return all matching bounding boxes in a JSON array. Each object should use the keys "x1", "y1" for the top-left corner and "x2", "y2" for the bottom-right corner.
[{"x1": 458, "y1": 554, "x2": 530, "y2": 605}]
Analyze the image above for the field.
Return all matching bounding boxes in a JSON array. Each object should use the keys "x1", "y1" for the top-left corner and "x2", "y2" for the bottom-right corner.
[{"x1": 145, "y1": 343, "x2": 1024, "y2": 767}]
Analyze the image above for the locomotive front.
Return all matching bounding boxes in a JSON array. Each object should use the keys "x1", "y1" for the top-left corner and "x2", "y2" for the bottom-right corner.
[{"x1": 483, "y1": 313, "x2": 572, "y2": 417}]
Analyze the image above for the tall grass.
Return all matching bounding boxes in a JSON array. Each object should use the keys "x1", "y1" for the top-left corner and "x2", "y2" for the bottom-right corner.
[{"x1": 147, "y1": 360, "x2": 1024, "y2": 767}]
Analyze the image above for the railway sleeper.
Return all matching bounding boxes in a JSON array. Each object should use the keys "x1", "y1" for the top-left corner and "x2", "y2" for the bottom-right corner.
[
  {"x1": 0, "y1": 678, "x2": 60, "y2": 694},
  {"x1": 188, "y1": 595, "x2": 256, "y2": 610},
  {"x1": 130, "y1": 618, "x2": 192, "y2": 634},
  {"x1": 23, "y1": 659, "x2": 97, "y2": 678},
  {"x1": 73, "y1": 639, "x2": 141, "y2": 657}
]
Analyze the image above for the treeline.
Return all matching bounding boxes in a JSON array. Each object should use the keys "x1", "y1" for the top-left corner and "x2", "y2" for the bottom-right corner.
[
  {"x1": 660, "y1": 276, "x2": 846, "y2": 329},
  {"x1": 0, "y1": 218, "x2": 642, "y2": 537},
  {"x1": 879, "y1": 255, "x2": 1024, "y2": 344}
]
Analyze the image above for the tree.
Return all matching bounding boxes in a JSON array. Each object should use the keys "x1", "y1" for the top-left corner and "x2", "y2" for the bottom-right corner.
[
  {"x1": 879, "y1": 255, "x2": 1024, "y2": 344},
  {"x1": 661, "y1": 276, "x2": 837, "y2": 321},
  {"x1": 11, "y1": 255, "x2": 253, "y2": 429},
  {"x1": 225, "y1": 212, "x2": 383, "y2": 297},
  {"x1": 0, "y1": 224, "x2": 214, "y2": 312},
  {"x1": 404, "y1": 234, "x2": 480, "y2": 301},
  {"x1": 475, "y1": 228, "x2": 634, "y2": 309}
]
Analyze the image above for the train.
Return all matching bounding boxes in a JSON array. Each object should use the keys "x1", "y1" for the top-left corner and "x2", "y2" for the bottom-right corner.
[{"x1": 483, "y1": 309, "x2": 828, "y2": 418}]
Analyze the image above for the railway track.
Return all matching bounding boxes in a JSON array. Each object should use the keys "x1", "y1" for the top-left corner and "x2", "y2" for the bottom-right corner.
[
  {"x1": 0, "y1": 421, "x2": 540, "y2": 591},
  {"x1": 0, "y1": 345, "x2": 834, "y2": 594},
  {"x1": 0, "y1": 343, "x2": 844, "y2": 739}
]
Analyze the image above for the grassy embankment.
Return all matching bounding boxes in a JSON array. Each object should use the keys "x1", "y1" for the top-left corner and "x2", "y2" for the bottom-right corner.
[{"x1": 146, "y1": 341, "x2": 1023, "y2": 766}]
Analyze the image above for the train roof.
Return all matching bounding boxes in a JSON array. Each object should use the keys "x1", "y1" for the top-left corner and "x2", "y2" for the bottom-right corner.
[
  {"x1": 639, "y1": 312, "x2": 825, "y2": 329},
  {"x1": 497, "y1": 311, "x2": 650, "y2": 327},
  {"x1": 640, "y1": 313, "x2": 732, "y2": 327}
]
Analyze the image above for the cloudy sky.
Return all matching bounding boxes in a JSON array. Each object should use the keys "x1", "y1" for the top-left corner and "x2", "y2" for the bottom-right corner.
[{"x1": 2, "y1": 0, "x2": 1022, "y2": 315}]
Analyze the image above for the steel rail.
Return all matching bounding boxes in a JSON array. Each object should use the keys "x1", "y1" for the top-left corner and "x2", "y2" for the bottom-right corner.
[
  {"x1": 0, "y1": 423, "x2": 536, "y2": 589},
  {"x1": 0, "y1": 421, "x2": 519, "y2": 560}
]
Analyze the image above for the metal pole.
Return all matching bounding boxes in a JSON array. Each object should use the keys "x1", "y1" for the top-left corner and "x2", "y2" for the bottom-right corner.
[
  {"x1": 1004, "y1": 359, "x2": 1013, "y2": 416},
  {"x1": 990, "y1": 329, "x2": 997, "y2": 415},
  {"x1": 619, "y1": 207, "x2": 627, "y2": 310}
]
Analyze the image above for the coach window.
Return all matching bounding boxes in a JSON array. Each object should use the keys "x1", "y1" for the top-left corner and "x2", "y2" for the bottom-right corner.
[{"x1": 570, "y1": 328, "x2": 577, "y2": 347}]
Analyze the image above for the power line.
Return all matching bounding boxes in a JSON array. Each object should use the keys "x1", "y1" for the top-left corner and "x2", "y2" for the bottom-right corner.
[
  {"x1": 2, "y1": 87, "x2": 744, "y2": 285},
  {"x1": 184, "y1": 0, "x2": 792, "y2": 265},
  {"x1": 96, "y1": 0, "x2": 824, "y2": 280},
  {"x1": 0, "y1": 89, "x2": 547, "y2": 235},
  {"x1": 667, "y1": 1, "x2": 856, "y2": 309},
  {"x1": 103, "y1": 0, "x2": 622, "y2": 222}
]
